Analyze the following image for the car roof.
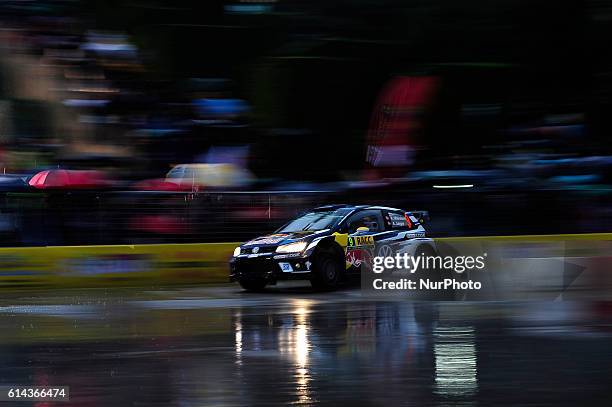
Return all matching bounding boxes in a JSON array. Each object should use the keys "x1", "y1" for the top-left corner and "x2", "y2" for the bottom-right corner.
[{"x1": 313, "y1": 204, "x2": 403, "y2": 212}]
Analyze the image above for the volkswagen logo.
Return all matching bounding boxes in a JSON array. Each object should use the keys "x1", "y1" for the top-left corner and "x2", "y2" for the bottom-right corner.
[{"x1": 252, "y1": 247, "x2": 259, "y2": 254}]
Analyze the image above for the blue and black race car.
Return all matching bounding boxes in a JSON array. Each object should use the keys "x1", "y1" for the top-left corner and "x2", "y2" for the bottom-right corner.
[{"x1": 229, "y1": 204, "x2": 436, "y2": 291}]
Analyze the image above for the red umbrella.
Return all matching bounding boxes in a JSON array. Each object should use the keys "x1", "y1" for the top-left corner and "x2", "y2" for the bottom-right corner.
[
  {"x1": 366, "y1": 75, "x2": 439, "y2": 173},
  {"x1": 28, "y1": 170, "x2": 113, "y2": 189}
]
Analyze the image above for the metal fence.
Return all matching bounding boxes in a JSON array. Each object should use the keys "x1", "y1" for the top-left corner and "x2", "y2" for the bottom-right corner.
[
  {"x1": 4, "y1": 190, "x2": 334, "y2": 246},
  {"x1": 1, "y1": 187, "x2": 612, "y2": 247}
]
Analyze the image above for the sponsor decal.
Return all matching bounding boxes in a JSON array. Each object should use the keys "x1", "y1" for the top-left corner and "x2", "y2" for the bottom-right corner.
[
  {"x1": 274, "y1": 253, "x2": 302, "y2": 259},
  {"x1": 388, "y1": 213, "x2": 408, "y2": 227},
  {"x1": 279, "y1": 262, "x2": 293, "y2": 272},
  {"x1": 346, "y1": 250, "x2": 364, "y2": 267},
  {"x1": 348, "y1": 235, "x2": 374, "y2": 247},
  {"x1": 346, "y1": 248, "x2": 373, "y2": 269},
  {"x1": 245, "y1": 234, "x2": 287, "y2": 246},
  {"x1": 62, "y1": 254, "x2": 152, "y2": 276},
  {"x1": 0, "y1": 255, "x2": 29, "y2": 269}
]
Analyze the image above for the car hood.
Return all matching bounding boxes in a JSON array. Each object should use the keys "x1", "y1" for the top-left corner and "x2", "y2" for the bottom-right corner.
[{"x1": 242, "y1": 229, "x2": 330, "y2": 247}]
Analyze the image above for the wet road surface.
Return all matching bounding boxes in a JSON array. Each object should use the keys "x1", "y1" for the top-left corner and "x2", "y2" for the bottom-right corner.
[{"x1": 0, "y1": 282, "x2": 611, "y2": 406}]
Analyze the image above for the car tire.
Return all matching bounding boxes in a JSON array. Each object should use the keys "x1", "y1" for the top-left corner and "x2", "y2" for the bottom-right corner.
[
  {"x1": 239, "y1": 278, "x2": 267, "y2": 292},
  {"x1": 415, "y1": 244, "x2": 436, "y2": 271},
  {"x1": 310, "y1": 252, "x2": 342, "y2": 291},
  {"x1": 415, "y1": 244, "x2": 454, "y2": 300}
]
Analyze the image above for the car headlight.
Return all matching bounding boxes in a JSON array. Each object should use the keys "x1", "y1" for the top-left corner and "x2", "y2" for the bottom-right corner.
[
  {"x1": 233, "y1": 246, "x2": 241, "y2": 257},
  {"x1": 276, "y1": 241, "x2": 308, "y2": 254}
]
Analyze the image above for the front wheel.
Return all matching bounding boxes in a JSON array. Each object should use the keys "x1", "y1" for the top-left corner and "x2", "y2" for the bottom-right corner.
[
  {"x1": 310, "y1": 253, "x2": 342, "y2": 291},
  {"x1": 239, "y1": 278, "x2": 267, "y2": 292}
]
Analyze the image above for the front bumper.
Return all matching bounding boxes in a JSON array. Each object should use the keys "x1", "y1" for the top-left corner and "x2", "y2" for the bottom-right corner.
[{"x1": 229, "y1": 252, "x2": 314, "y2": 282}]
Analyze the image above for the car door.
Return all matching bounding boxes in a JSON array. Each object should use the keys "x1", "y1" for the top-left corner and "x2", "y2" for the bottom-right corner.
[{"x1": 343, "y1": 210, "x2": 384, "y2": 272}]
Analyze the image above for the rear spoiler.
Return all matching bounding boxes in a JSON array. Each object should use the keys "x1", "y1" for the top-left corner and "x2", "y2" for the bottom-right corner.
[{"x1": 407, "y1": 210, "x2": 430, "y2": 224}]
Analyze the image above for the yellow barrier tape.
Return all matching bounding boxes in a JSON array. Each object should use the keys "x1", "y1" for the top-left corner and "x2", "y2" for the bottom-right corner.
[
  {"x1": 435, "y1": 233, "x2": 612, "y2": 242},
  {"x1": 0, "y1": 242, "x2": 237, "y2": 288},
  {"x1": 0, "y1": 233, "x2": 610, "y2": 288}
]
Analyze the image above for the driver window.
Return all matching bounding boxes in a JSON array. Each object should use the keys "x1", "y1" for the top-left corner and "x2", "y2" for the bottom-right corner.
[{"x1": 346, "y1": 211, "x2": 383, "y2": 234}]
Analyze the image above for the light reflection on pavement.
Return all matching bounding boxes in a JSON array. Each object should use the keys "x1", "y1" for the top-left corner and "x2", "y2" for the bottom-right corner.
[{"x1": 0, "y1": 282, "x2": 610, "y2": 406}]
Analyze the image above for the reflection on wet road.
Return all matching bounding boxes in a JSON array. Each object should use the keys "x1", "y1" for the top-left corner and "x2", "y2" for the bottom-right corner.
[{"x1": 0, "y1": 283, "x2": 611, "y2": 406}]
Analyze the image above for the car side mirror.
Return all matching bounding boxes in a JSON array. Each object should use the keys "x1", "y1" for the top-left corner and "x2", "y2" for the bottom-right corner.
[{"x1": 356, "y1": 226, "x2": 369, "y2": 233}]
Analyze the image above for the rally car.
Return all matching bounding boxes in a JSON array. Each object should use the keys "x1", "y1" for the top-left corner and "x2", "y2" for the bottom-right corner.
[{"x1": 229, "y1": 204, "x2": 436, "y2": 291}]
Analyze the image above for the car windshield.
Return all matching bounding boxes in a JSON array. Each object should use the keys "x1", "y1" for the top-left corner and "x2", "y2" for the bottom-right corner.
[{"x1": 277, "y1": 209, "x2": 352, "y2": 233}]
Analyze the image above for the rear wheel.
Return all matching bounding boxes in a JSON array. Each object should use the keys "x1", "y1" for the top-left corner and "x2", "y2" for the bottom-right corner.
[
  {"x1": 415, "y1": 244, "x2": 437, "y2": 273},
  {"x1": 310, "y1": 252, "x2": 342, "y2": 291},
  {"x1": 415, "y1": 244, "x2": 454, "y2": 300},
  {"x1": 239, "y1": 278, "x2": 267, "y2": 292}
]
